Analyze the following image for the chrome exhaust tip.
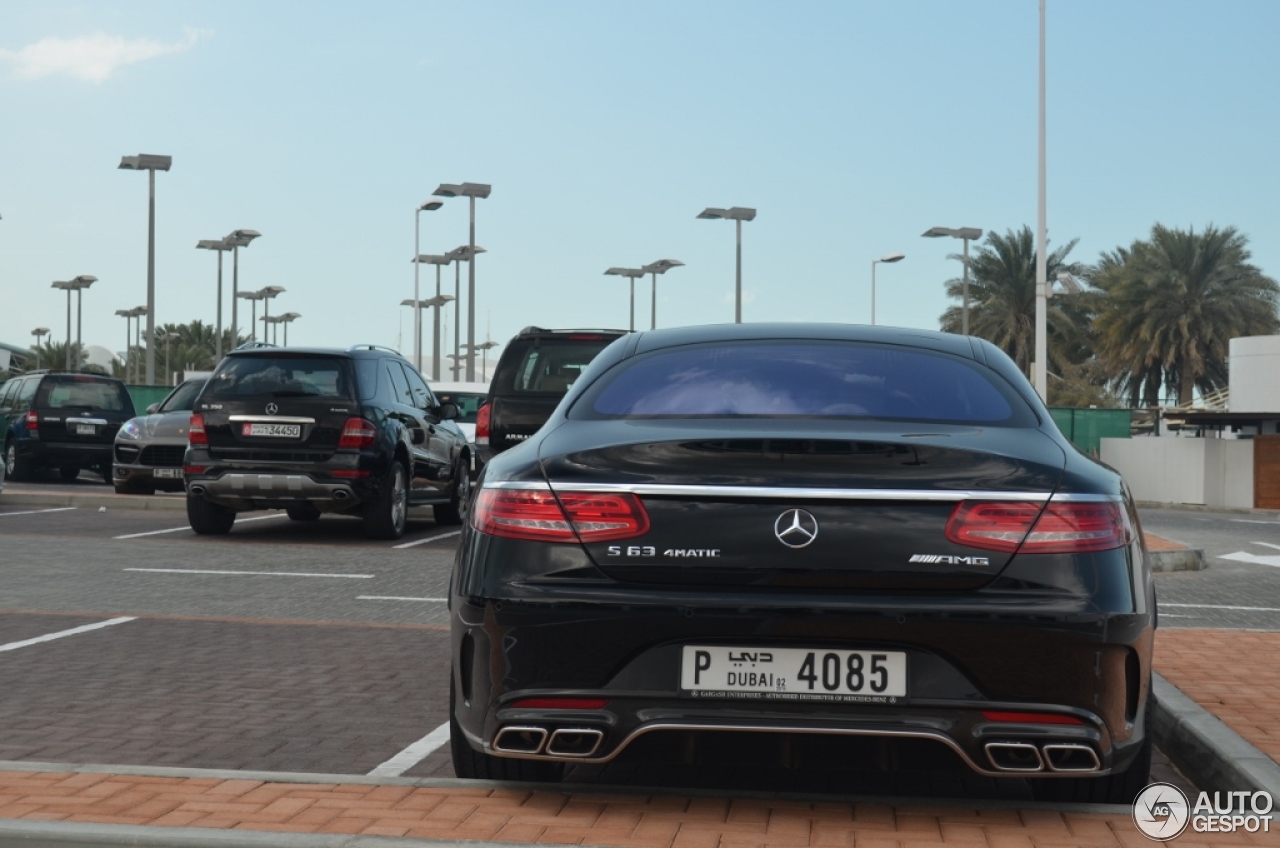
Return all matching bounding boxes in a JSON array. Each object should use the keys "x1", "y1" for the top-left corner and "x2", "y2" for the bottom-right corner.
[
  {"x1": 189, "y1": 485, "x2": 206, "y2": 495},
  {"x1": 546, "y1": 728, "x2": 604, "y2": 758},
  {"x1": 985, "y1": 741, "x2": 1045, "y2": 772},
  {"x1": 1042, "y1": 743, "x2": 1101, "y2": 772},
  {"x1": 493, "y1": 726, "x2": 548, "y2": 755}
]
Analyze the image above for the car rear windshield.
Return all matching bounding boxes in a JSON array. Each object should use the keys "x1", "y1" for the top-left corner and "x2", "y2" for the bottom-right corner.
[
  {"x1": 37, "y1": 376, "x2": 133, "y2": 412},
  {"x1": 495, "y1": 338, "x2": 617, "y2": 395},
  {"x1": 202, "y1": 356, "x2": 355, "y2": 401},
  {"x1": 577, "y1": 341, "x2": 1035, "y2": 425}
]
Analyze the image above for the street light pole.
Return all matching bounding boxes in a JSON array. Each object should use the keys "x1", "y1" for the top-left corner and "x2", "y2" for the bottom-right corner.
[
  {"x1": 870, "y1": 254, "x2": 904, "y2": 326},
  {"x1": 224, "y1": 229, "x2": 261, "y2": 350},
  {"x1": 413, "y1": 200, "x2": 443, "y2": 371},
  {"x1": 163, "y1": 332, "x2": 180, "y2": 384},
  {"x1": 237, "y1": 291, "x2": 264, "y2": 342},
  {"x1": 697, "y1": 207, "x2": 756, "y2": 323},
  {"x1": 30, "y1": 327, "x2": 49, "y2": 370},
  {"x1": 445, "y1": 245, "x2": 486, "y2": 381},
  {"x1": 52, "y1": 280, "x2": 75, "y2": 370},
  {"x1": 1035, "y1": 0, "x2": 1049, "y2": 400},
  {"x1": 118, "y1": 154, "x2": 172, "y2": 385},
  {"x1": 69, "y1": 275, "x2": 97, "y2": 371},
  {"x1": 604, "y1": 267, "x2": 646, "y2": 331},
  {"x1": 434, "y1": 183, "x2": 491, "y2": 381},
  {"x1": 277, "y1": 312, "x2": 301, "y2": 346},
  {"x1": 640, "y1": 260, "x2": 685, "y2": 330},
  {"x1": 413, "y1": 254, "x2": 452, "y2": 379},
  {"x1": 196, "y1": 239, "x2": 233, "y2": 360},
  {"x1": 922, "y1": 227, "x2": 984, "y2": 335}
]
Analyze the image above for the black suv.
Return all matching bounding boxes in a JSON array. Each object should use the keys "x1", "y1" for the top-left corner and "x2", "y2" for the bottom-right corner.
[
  {"x1": 184, "y1": 345, "x2": 470, "y2": 539},
  {"x1": 1, "y1": 371, "x2": 136, "y2": 483},
  {"x1": 476, "y1": 327, "x2": 626, "y2": 466}
]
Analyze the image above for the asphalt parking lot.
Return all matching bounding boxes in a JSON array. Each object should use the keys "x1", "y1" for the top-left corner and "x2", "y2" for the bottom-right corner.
[{"x1": 4, "y1": 485, "x2": 1260, "y2": 802}]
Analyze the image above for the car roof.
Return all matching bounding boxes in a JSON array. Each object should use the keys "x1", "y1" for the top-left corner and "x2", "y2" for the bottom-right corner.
[
  {"x1": 224, "y1": 346, "x2": 406, "y2": 360},
  {"x1": 513, "y1": 326, "x2": 628, "y2": 339},
  {"x1": 625, "y1": 322, "x2": 981, "y2": 359}
]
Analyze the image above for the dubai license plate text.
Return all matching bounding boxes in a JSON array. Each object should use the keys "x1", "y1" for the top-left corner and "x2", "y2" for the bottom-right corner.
[
  {"x1": 681, "y1": 646, "x2": 907, "y2": 702},
  {"x1": 243, "y1": 423, "x2": 301, "y2": 438}
]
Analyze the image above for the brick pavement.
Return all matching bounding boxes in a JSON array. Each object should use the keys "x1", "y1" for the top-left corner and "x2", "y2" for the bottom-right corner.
[
  {"x1": 1154, "y1": 629, "x2": 1280, "y2": 764},
  {"x1": 0, "y1": 769, "x2": 1259, "y2": 847}
]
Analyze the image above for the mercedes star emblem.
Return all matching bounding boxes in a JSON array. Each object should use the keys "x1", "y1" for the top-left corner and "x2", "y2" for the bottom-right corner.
[
  {"x1": 774, "y1": 508, "x2": 819, "y2": 549},
  {"x1": 265, "y1": 403, "x2": 279, "y2": 415}
]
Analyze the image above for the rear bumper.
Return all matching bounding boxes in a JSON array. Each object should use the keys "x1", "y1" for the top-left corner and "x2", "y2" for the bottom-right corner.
[
  {"x1": 186, "y1": 471, "x2": 366, "y2": 508},
  {"x1": 16, "y1": 439, "x2": 113, "y2": 469}
]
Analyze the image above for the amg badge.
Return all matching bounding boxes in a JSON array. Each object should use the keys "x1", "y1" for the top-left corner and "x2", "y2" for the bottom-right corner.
[{"x1": 909, "y1": 554, "x2": 990, "y2": 566}]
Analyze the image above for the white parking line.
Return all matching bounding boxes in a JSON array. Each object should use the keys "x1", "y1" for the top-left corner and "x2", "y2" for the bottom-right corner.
[
  {"x1": 357, "y1": 596, "x2": 447, "y2": 602},
  {"x1": 0, "y1": 617, "x2": 136, "y2": 653},
  {"x1": 393, "y1": 530, "x2": 462, "y2": 549},
  {"x1": 1161, "y1": 603, "x2": 1280, "y2": 613},
  {"x1": 113, "y1": 513, "x2": 288, "y2": 539},
  {"x1": 1229, "y1": 519, "x2": 1280, "y2": 524},
  {"x1": 0, "y1": 507, "x2": 78, "y2": 517},
  {"x1": 126, "y1": 568, "x2": 374, "y2": 578},
  {"x1": 367, "y1": 722, "x2": 451, "y2": 777}
]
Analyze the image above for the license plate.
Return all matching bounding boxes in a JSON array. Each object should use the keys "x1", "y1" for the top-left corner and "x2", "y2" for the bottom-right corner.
[
  {"x1": 153, "y1": 468, "x2": 182, "y2": 479},
  {"x1": 75, "y1": 424, "x2": 95, "y2": 435},
  {"x1": 681, "y1": 646, "x2": 907, "y2": 702},
  {"x1": 242, "y1": 423, "x2": 301, "y2": 438}
]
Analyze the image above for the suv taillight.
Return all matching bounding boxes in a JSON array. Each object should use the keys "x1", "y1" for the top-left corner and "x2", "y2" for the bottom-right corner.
[
  {"x1": 472, "y1": 487, "x2": 650, "y2": 543},
  {"x1": 339, "y1": 417, "x2": 377, "y2": 449},
  {"x1": 189, "y1": 413, "x2": 207, "y2": 445},
  {"x1": 944, "y1": 500, "x2": 1131, "y2": 554},
  {"x1": 24, "y1": 410, "x2": 38, "y2": 429},
  {"x1": 475, "y1": 402, "x2": 491, "y2": 446}
]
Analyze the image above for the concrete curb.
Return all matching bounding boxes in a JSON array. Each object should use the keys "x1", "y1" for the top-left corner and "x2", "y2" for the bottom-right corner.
[
  {"x1": 1147, "y1": 548, "x2": 1206, "y2": 572},
  {"x1": 1151, "y1": 672, "x2": 1280, "y2": 797},
  {"x1": 0, "y1": 819, "x2": 529, "y2": 847},
  {"x1": 0, "y1": 491, "x2": 186, "y2": 511}
]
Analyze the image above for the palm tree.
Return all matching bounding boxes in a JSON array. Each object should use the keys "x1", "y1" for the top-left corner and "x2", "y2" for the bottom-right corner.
[
  {"x1": 24, "y1": 340, "x2": 88, "y2": 373},
  {"x1": 1092, "y1": 224, "x2": 1279, "y2": 406},
  {"x1": 938, "y1": 225, "x2": 1086, "y2": 379}
]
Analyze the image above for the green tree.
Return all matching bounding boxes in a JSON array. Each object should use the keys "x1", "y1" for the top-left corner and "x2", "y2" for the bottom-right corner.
[
  {"x1": 938, "y1": 226, "x2": 1086, "y2": 383},
  {"x1": 1092, "y1": 224, "x2": 1280, "y2": 406}
]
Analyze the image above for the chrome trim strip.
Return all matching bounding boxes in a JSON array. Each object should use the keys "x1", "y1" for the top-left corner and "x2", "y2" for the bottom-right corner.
[
  {"x1": 487, "y1": 480, "x2": 1054, "y2": 502},
  {"x1": 228, "y1": 415, "x2": 315, "y2": 425},
  {"x1": 485, "y1": 720, "x2": 1107, "y2": 777},
  {"x1": 66, "y1": 418, "x2": 108, "y2": 425}
]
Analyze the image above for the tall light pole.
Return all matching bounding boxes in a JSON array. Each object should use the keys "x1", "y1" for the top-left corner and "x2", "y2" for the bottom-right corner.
[
  {"x1": 114, "y1": 310, "x2": 132, "y2": 380},
  {"x1": 414, "y1": 254, "x2": 453, "y2": 380},
  {"x1": 413, "y1": 199, "x2": 444, "y2": 371},
  {"x1": 51, "y1": 280, "x2": 76, "y2": 370},
  {"x1": 1035, "y1": 0, "x2": 1049, "y2": 400},
  {"x1": 196, "y1": 238, "x2": 233, "y2": 360},
  {"x1": 462, "y1": 341, "x2": 498, "y2": 382},
  {"x1": 697, "y1": 207, "x2": 756, "y2": 323},
  {"x1": 118, "y1": 154, "x2": 172, "y2": 385},
  {"x1": 120, "y1": 306, "x2": 146, "y2": 383},
  {"x1": 604, "y1": 267, "x2": 646, "y2": 331},
  {"x1": 277, "y1": 312, "x2": 301, "y2": 346},
  {"x1": 162, "y1": 332, "x2": 181, "y2": 384},
  {"x1": 433, "y1": 182, "x2": 491, "y2": 380},
  {"x1": 224, "y1": 229, "x2": 261, "y2": 349},
  {"x1": 258, "y1": 285, "x2": 286, "y2": 332},
  {"x1": 236, "y1": 290, "x2": 265, "y2": 342},
  {"x1": 870, "y1": 254, "x2": 905, "y2": 326},
  {"x1": 70, "y1": 275, "x2": 97, "y2": 370},
  {"x1": 30, "y1": 327, "x2": 49, "y2": 370},
  {"x1": 641, "y1": 259, "x2": 684, "y2": 330},
  {"x1": 922, "y1": 227, "x2": 984, "y2": 335},
  {"x1": 446, "y1": 245, "x2": 486, "y2": 383}
]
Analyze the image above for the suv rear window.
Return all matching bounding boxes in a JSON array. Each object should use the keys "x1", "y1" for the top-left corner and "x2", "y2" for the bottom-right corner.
[
  {"x1": 578, "y1": 341, "x2": 1033, "y2": 425},
  {"x1": 496, "y1": 338, "x2": 617, "y2": 395},
  {"x1": 37, "y1": 376, "x2": 132, "y2": 412},
  {"x1": 203, "y1": 356, "x2": 355, "y2": 400}
]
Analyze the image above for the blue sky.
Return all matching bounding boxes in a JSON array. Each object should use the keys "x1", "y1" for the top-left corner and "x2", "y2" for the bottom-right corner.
[{"x1": 2, "y1": 1, "x2": 1279, "y2": 379}]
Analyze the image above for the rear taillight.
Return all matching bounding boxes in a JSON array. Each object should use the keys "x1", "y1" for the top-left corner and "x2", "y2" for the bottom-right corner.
[
  {"x1": 475, "y1": 402, "x2": 491, "y2": 446},
  {"x1": 945, "y1": 500, "x2": 1130, "y2": 554},
  {"x1": 338, "y1": 417, "x2": 377, "y2": 448},
  {"x1": 24, "y1": 410, "x2": 38, "y2": 429},
  {"x1": 472, "y1": 487, "x2": 650, "y2": 543},
  {"x1": 189, "y1": 413, "x2": 207, "y2": 445}
]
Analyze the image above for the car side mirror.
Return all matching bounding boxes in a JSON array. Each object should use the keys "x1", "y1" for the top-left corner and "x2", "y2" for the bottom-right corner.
[
  {"x1": 146, "y1": 403, "x2": 160, "y2": 414},
  {"x1": 436, "y1": 401, "x2": 459, "y2": 421}
]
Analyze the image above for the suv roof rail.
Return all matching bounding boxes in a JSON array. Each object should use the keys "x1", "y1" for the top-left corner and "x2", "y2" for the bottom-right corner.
[
  {"x1": 516, "y1": 327, "x2": 627, "y2": 336},
  {"x1": 348, "y1": 344, "x2": 402, "y2": 355}
]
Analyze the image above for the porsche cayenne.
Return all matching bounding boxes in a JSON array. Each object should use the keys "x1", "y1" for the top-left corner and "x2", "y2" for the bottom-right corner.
[{"x1": 448, "y1": 323, "x2": 1155, "y2": 803}]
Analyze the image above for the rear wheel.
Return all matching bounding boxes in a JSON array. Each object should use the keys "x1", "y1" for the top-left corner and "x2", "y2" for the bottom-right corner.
[
  {"x1": 5, "y1": 442, "x2": 33, "y2": 482},
  {"x1": 287, "y1": 504, "x2": 322, "y2": 522},
  {"x1": 59, "y1": 465, "x2": 80, "y2": 482},
  {"x1": 186, "y1": 493, "x2": 236, "y2": 535},
  {"x1": 363, "y1": 460, "x2": 408, "y2": 540},
  {"x1": 449, "y1": 677, "x2": 564, "y2": 783},
  {"x1": 434, "y1": 456, "x2": 473, "y2": 525},
  {"x1": 1030, "y1": 695, "x2": 1154, "y2": 805}
]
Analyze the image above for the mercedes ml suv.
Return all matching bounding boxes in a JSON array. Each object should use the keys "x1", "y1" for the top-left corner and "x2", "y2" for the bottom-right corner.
[
  {"x1": 476, "y1": 327, "x2": 626, "y2": 467},
  {"x1": 184, "y1": 345, "x2": 470, "y2": 539},
  {"x1": 1, "y1": 371, "x2": 136, "y2": 483}
]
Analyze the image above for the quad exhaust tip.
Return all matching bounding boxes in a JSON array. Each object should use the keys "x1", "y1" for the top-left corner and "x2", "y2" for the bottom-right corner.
[
  {"x1": 493, "y1": 726, "x2": 548, "y2": 755},
  {"x1": 985, "y1": 742, "x2": 1045, "y2": 772},
  {"x1": 1043, "y1": 743, "x2": 1101, "y2": 772},
  {"x1": 546, "y1": 728, "x2": 604, "y2": 758}
]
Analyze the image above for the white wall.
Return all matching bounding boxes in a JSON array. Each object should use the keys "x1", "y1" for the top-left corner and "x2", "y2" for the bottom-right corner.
[
  {"x1": 1102, "y1": 436, "x2": 1253, "y2": 507},
  {"x1": 1230, "y1": 336, "x2": 1280, "y2": 412}
]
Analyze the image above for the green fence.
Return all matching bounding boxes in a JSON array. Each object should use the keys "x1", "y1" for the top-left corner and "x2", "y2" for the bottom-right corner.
[
  {"x1": 1049, "y1": 407, "x2": 1131, "y2": 455},
  {"x1": 125, "y1": 385, "x2": 175, "y2": 414}
]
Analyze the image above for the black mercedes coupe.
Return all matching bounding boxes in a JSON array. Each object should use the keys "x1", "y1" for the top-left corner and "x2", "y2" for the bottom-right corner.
[{"x1": 448, "y1": 323, "x2": 1155, "y2": 803}]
